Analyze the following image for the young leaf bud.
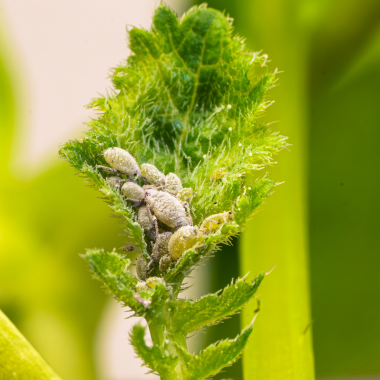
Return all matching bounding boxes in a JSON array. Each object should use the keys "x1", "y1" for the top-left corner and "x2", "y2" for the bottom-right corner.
[
  {"x1": 122, "y1": 182, "x2": 145, "y2": 201},
  {"x1": 165, "y1": 173, "x2": 182, "y2": 196},
  {"x1": 141, "y1": 163, "x2": 166, "y2": 187},
  {"x1": 103, "y1": 147, "x2": 140, "y2": 177},
  {"x1": 168, "y1": 226, "x2": 203, "y2": 260}
]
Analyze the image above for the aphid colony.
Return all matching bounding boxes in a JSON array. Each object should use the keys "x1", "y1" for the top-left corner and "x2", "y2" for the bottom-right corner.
[{"x1": 98, "y1": 147, "x2": 233, "y2": 290}]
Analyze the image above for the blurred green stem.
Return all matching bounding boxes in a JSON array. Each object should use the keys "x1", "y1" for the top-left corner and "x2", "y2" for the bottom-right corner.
[
  {"x1": 0, "y1": 309, "x2": 61, "y2": 380},
  {"x1": 240, "y1": 1, "x2": 314, "y2": 379}
]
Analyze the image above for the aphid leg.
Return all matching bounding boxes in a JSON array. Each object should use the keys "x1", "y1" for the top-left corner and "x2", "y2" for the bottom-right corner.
[
  {"x1": 95, "y1": 165, "x2": 121, "y2": 175},
  {"x1": 183, "y1": 202, "x2": 193, "y2": 225},
  {"x1": 136, "y1": 174, "x2": 149, "y2": 184},
  {"x1": 146, "y1": 259, "x2": 154, "y2": 275},
  {"x1": 125, "y1": 199, "x2": 144, "y2": 208},
  {"x1": 146, "y1": 204, "x2": 159, "y2": 236}
]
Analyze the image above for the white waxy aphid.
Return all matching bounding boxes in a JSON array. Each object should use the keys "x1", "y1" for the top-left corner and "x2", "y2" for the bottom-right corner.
[
  {"x1": 144, "y1": 189, "x2": 190, "y2": 229},
  {"x1": 121, "y1": 182, "x2": 145, "y2": 201},
  {"x1": 168, "y1": 226, "x2": 203, "y2": 260},
  {"x1": 138, "y1": 206, "x2": 154, "y2": 231},
  {"x1": 159, "y1": 255, "x2": 172, "y2": 274},
  {"x1": 165, "y1": 173, "x2": 182, "y2": 196},
  {"x1": 106, "y1": 176, "x2": 124, "y2": 189},
  {"x1": 135, "y1": 281, "x2": 149, "y2": 292},
  {"x1": 200, "y1": 211, "x2": 233, "y2": 233},
  {"x1": 177, "y1": 187, "x2": 193, "y2": 202},
  {"x1": 103, "y1": 147, "x2": 140, "y2": 177},
  {"x1": 136, "y1": 255, "x2": 148, "y2": 280},
  {"x1": 147, "y1": 232, "x2": 173, "y2": 272},
  {"x1": 141, "y1": 163, "x2": 166, "y2": 187},
  {"x1": 146, "y1": 277, "x2": 165, "y2": 288}
]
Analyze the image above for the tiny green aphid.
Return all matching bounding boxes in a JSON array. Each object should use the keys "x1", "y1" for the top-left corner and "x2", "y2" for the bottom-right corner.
[
  {"x1": 168, "y1": 226, "x2": 203, "y2": 260},
  {"x1": 102, "y1": 147, "x2": 140, "y2": 177},
  {"x1": 200, "y1": 211, "x2": 233, "y2": 233},
  {"x1": 177, "y1": 187, "x2": 193, "y2": 202},
  {"x1": 146, "y1": 277, "x2": 164, "y2": 288},
  {"x1": 210, "y1": 167, "x2": 228, "y2": 181}
]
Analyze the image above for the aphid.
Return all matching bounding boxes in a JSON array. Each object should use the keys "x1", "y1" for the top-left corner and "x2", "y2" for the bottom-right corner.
[
  {"x1": 147, "y1": 232, "x2": 173, "y2": 272},
  {"x1": 168, "y1": 226, "x2": 203, "y2": 260},
  {"x1": 135, "y1": 281, "x2": 149, "y2": 293},
  {"x1": 200, "y1": 211, "x2": 233, "y2": 233},
  {"x1": 98, "y1": 147, "x2": 140, "y2": 177},
  {"x1": 210, "y1": 167, "x2": 228, "y2": 181},
  {"x1": 146, "y1": 277, "x2": 165, "y2": 288},
  {"x1": 106, "y1": 176, "x2": 125, "y2": 189},
  {"x1": 137, "y1": 205, "x2": 157, "y2": 240},
  {"x1": 144, "y1": 189, "x2": 191, "y2": 229},
  {"x1": 141, "y1": 163, "x2": 165, "y2": 187},
  {"x1": 121, "y1": 245, "x2": 134, "y2": 252},
  {"x1": 177, "y1": 187, "x2": 193, "y2": 202},
  {"x1": 159, "y1": 255, "x2": 173, "y2": 274},
  {"x1": 136, "y1": 255, "x2": 148, "y2": 280},
  {"x1": 121, "y1": 182, "x2": 145, "y2": 202},
  {"x1": 165, "y1": 173, "x2": 182, "y2": 196}
]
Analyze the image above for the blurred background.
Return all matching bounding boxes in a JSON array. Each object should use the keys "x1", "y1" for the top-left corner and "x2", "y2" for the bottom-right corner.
[{"x1": 0, "y1": 0, "x2": 379, "y2": 379}]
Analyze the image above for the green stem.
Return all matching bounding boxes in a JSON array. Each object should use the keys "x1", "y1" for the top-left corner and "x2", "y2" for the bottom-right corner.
[
  {"x1": 148, "y1": 305, "x2": 189, "y2": 380},
  {"x1": 0, "y1": 309, "x2": 61, "y2": 380}
]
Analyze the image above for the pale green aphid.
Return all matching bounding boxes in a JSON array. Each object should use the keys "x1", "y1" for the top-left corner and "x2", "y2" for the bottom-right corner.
[
  {"x1": 136, "y1": 281, "x2": 149, "y2": 293},
  {"x1": 146, "y1": 277, "x2": 164, "y2": 288},
  {"x1": 103, "y1": 147, "x2": 140, "y2": 177},
  {"x1": 200, "y1": 211, "x2": 233, "y2": 233},
  {"x1": 165, "y1": 172, "x2": 182, "y2": 196},
  {"x1": 177, "y1": 187, "x2": 193, "y2": 202},
  {"x1": 168, "y1": 226, "x2": 203, "y2": 260},
  {"x1": 141, "y1": 163, "x2": 166, "y2": 187}
]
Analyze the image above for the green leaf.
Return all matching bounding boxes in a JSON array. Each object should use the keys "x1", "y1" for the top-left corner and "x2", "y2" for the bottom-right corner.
[
  {"x1": 0, "y1": 309, "x2": 61, "y2": 379},
  {"x1": 82, "y1": 249, "x2": 143, "y2": 313},
  {"x1": 171, "y1": 273, "x2": 264, "y2": 334},
  {"x1": 130, "y1": 324, "x2": 178, "y2": 374},
  {"x1": 176, "y1": 319, "x2": 255, "y2": 380}
]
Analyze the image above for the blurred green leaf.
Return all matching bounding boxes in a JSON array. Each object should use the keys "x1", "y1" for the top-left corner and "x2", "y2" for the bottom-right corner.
[{"x1": 0, "y1": 309, "x2": 61, "y2": 380}]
